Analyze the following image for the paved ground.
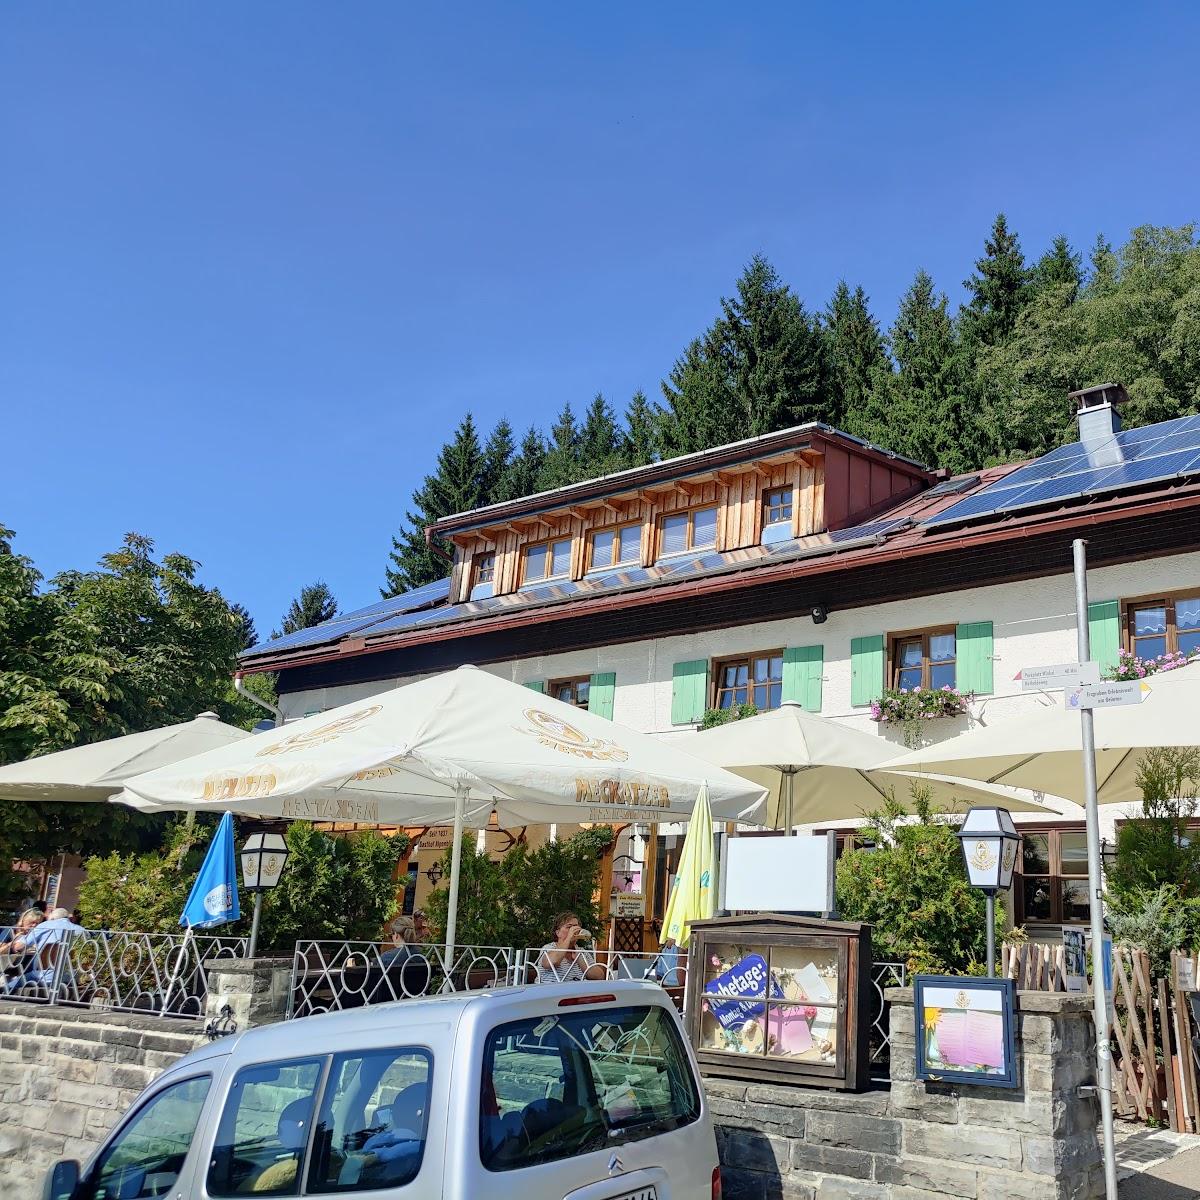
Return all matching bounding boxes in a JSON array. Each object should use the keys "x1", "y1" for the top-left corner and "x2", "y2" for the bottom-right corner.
[{"x1": 1118, "y1": 1126, "x2": 1200, "y2": 1197}]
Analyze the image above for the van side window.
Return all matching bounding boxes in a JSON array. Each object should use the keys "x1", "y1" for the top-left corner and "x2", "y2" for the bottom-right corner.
[
  {"x1": 207, "y1": 1058, "x2": 323, "y2": 1197},
  {"x1": 480, "y1": 1004, "x2": 700, "y2": 1172},
  {"x1": 307, "y1": 1047, "x2": 433, "y2": 1192},
  {"x1": 82, "y1": 1075, "x2": 210, "y2": 1200}
]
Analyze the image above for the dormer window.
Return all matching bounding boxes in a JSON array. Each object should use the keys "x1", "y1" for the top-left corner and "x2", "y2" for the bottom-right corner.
[
  {"x1": 762, "y1": 487, "x2": 794, "y2": 545},
  {"x1": 521, "y1": 537, "x2": 572, "y2": 587},
  {"x1": 469, "y1": 552, "x2": 496, "y2": 600},
  {"x1": 659, "y1": 506, "x2": 717, "y2": 559},
  {"x1": 588, "y1": 523, "x2": 640, "y2": 572}
]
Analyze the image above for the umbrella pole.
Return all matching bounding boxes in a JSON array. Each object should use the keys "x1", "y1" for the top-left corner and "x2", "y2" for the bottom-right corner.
[
  {"x1": 1074, "y1": 538, "x2": 1118, "y2": 1200},
  {"x1": 444, "y1": 785, "x2": 467, "y2": 965}
]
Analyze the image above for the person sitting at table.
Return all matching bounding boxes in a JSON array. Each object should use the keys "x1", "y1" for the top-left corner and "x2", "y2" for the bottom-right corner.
[
  {"x1": 381, "y1": 917, "x2": 416, "y2": 966},
  {"x1": 410, "y1": 910, "x2": 432, "y2": 944},
  {"x1": 5, "y1": 907, "x2": 83, "y2": 992},
  {"x1": 0, "y1": 910, "x2": 44, "y2": 976},
  {"x1": 536, "y1": 912, "x2": 607, "y2": 982}
]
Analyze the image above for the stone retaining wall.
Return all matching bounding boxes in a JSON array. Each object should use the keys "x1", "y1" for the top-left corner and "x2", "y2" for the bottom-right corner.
[
  {"x1": 0, "y1": 1004, "x2": 205, "y2": 1200},
  {"x1": 711, "y1": 988, "x2": 1103, "y2": 1200}
]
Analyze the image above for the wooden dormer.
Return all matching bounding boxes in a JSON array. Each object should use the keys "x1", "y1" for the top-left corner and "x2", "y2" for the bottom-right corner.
[{"x1": 430, "y1": 425, "x2": 934, "y2": 605}]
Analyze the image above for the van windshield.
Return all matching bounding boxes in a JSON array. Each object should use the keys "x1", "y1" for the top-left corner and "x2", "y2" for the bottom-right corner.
[{"x1": 479, "y1": 1004, "x2": 700, "y2": 1172}]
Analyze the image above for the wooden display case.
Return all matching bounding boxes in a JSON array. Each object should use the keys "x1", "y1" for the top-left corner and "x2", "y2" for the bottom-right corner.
[{"x1": 684, "y1": 913, "x2": 873, "y2": 1091}]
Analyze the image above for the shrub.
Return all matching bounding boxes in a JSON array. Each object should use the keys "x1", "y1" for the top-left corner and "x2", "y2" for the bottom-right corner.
[
  {"x1": 835, "y1": 787, "x2": 1001, "y2": 974},
  {"x1": 1106, "y1": 885, "x2": 1200, "y2": 978},
  {"x1": 699, "y1": 704, "x2": 758, "y2": 730},
  {"x1": 1107, "y1": 747, "x2": 1200, "y2": 901},
  {"x1": 423, "y1": 825, "x2": 615, "y2": 948},
  {"x1": 78, "y1": 819, "x2": 408, "y2": 954}
]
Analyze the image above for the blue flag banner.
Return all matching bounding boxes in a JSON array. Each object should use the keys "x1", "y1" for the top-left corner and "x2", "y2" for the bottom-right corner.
[
  {"x1": 703, "y1": 953, "x2": 783, "y2": 1030},
  {"x1": 180, "y1": 812, "x2": 241, "y2": 929}
]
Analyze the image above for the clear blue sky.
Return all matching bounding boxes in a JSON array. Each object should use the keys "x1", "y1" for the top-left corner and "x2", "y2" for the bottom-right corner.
[{"x1": 3, "y1": 2, "x2": 1197, "y2": 638}]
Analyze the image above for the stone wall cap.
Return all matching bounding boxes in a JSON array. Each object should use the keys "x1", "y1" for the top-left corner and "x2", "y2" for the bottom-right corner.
[
  {"x1": 885, "y1": 986, "x2": 1094, "y2": 1014},
  {"x1": 211, "y1": 956, "x2": 294, "y2": 973}
]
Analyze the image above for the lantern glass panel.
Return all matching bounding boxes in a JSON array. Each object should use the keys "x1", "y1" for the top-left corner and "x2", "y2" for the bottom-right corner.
[{"x1": 963, "y1": 835, "x2": 1003, "y2": 889}]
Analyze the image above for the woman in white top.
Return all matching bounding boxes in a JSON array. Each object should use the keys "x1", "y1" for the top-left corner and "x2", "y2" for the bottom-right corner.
[{"x1": 536, "y1": 911, "x2": 607, "y2": 982}]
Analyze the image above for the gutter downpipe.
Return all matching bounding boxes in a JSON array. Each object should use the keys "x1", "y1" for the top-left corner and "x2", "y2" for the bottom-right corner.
[{"x1": 234, "y1": 673, "x2": 285, "y2": 730}]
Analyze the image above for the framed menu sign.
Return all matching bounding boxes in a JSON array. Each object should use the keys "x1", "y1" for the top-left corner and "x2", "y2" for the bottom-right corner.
[
  {"x1": 684, "y1": 914, "x2": 872, "y2": 1091},
  {"x1": 913, "y1": 975, "x2": 1018, "y2": 1089}
]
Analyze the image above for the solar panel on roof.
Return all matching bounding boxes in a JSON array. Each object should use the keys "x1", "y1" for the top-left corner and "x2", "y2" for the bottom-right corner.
[
  {"x1": 925, "y1": 475, "x2": 981, "y2": 498},
  {"x1": 928, "y1": 413, "x2": 1200, "y2": 527}
]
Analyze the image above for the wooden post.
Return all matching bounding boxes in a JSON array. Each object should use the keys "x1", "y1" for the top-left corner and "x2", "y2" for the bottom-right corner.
[
  {"x1": 1160, "y1": 976, "x2": 1180, "y2": 1132},
  {"x1": 641, "y1": 824, "x2": 660, "y2": 953}
]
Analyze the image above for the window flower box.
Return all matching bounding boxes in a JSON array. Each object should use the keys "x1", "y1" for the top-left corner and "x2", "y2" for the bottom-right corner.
[
  {"x1": 871, "y1": 685, "x2": 971, "y2": 748},
  {"x1": 1106, "y1": 648, "x2": 1200, "y2": 681}
]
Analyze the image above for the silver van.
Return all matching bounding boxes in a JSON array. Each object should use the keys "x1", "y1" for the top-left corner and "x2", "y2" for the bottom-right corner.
[{"x1": 44, "y1": 980, "x2": 720, "y2": 1200}]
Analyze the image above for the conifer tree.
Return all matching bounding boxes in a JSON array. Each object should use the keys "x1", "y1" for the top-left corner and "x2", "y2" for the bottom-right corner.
[
  {"x1": 537, "y1": 403, "x2": 583, "y2": 490},
  {"x1": 621, "y1": 391, "x2": 660, "y2": 468},
  {"x1": 496, "y1": 427, "x2": 547, "y2": 501},
  {"x1": 823, "y1": 282, "x2": 888, "y2": 433},
  {"x1": 659, "y1": 256, "x2": 827, "y2": 454},
  {"x1": 480, "y1": 418, "x2": 515, "y2": 504},
  {"x1": 276, "y1": 582, "x2": 338, "y2": 637},
  {"x1": 1032, "y1": 235, "x2": 1083, "y2": 299},
  {"x1": 882, "y1": 270, "x2": 976, "y2": 473},
  {"x1": 578, "y1": 393, "x2": 623, "y2": 478},
  {"x1": 960, "y1": 213, "x2": 1033, "y2": 347},
  {"x1": 383, "y1": 414, "x2": 486, "y2": 594}
]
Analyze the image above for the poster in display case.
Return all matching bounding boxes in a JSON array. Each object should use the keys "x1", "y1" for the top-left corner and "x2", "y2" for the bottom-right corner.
[
  {"x1": 913, "y1": 975, "x2": 1018, "y2": 1089},
  {"x1": 684, "y1": 914, "x2": 872, "y2": 1091}
]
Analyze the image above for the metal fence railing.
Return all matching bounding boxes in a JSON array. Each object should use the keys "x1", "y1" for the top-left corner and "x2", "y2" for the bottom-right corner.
[
  {"x1": 868, "y1": 960, "x2": 907, "y2": 1070},
  {"x1": 517, "y1": 945, "x2": 687, "y2": 987},
  {"x1": 287, "y1": 941, "x2": 519, "y2": 1018},
  {"x1": 1, "y1": 929, "x2": 246, "y2": 1019}
]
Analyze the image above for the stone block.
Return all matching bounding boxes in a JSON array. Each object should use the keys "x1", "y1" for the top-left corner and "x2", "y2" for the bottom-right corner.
[
  {"x1": 976, "y1": 1169, "x2": 1056, "y2": 1200},
  {"x1": 806, "y1": 1109, "x2": 900, "y2": 1157},
  {"x1": 1022, "y1": 1133, "x2": 1100, "y2": 1179},
  {"x1": 890, "y1": 1004, "x2": 914, "y2": 1037},
  {"x1": 903, "y1": 1123, "x2": 1022, "y2": 1170},
  {"x1": 51, "y1": 1056, "x2": 99, "y2": 1084},
  {"x1": 815, "y1": 1181, "x2": 888, "y2": 1199},
  {"x1": 713, "y1": 1096, "x2": 806, "y2": 1137},
  {"x1": 96, "y1": 1062, "x2": 156, "y2": 1091},
  {"x1": 719, "y1": 1167, "x2": 767, "y2": 1200},
  {"x1": 887, "y1": 1081, "x2": 959, "y2": 1124},
  {"x1": 746, "y1": 1085, "x2": 892, "y2": 1116},
  {"x1": 46, "y1": 1105, "x2": 87, "y2": 1138},
  {"x1": 876, "y1": 1157, "x2": 978, "y2": 1197},
  {"x1": 706, "y1": 1078, "x2": 751, "y2": 1102},
  {"x1": 57, "y1": 1079, "x2": 119, "y2": 1110},
  {"x1": 790, "y1": 1141, "x2": 874, "y2": 1181},
  {"x1": 780, "y1": 1180, "x2": 817, "y2": 1200},
  {"x1": 26, "y1": 1129, "x2": 68, "y2": 1158},
  {"x1": 722, "y1": 1128, "x2": 793, "y2": 1176}
]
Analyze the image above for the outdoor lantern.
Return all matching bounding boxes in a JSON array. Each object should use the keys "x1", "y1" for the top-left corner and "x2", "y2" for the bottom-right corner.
[
  {"x1": 955, "y1": 807, "x2": 1020, "y2": 977},
  {"x1": 241, "y1": 833, "x2": 290, "y2": 894},
  {"x1": 241, "y1": 832, "x2": 290, "y2": 958},
  {"x1": 424, "y1": 861, "x2": 445, "y2": 886}
]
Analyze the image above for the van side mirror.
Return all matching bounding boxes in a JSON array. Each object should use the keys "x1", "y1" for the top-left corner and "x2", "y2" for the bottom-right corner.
[{"x1": 43, "y1": 1159, "x2": 80, "y2": 1200}]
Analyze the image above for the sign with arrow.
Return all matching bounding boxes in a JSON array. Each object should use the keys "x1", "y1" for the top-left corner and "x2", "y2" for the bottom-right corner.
[
  {"x1": 1064, "y1": 680, "x2": 1151, "y2": 710},
  {"x1": 1016, "y1": 662, "x2": 1100, "y2": 691}
]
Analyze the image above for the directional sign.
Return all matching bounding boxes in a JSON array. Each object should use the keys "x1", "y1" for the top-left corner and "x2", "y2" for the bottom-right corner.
[
  {"x1": 1017, "y1": 662, "x2": 1100, "y2": 691},
  {"x1": 1064, "y1": 680, "x2": 1150, "y2": 710}
]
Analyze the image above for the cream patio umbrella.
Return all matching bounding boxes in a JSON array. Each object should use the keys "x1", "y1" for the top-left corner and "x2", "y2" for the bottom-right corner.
[
  {"x1": 880, "y1": 662, "x2": 1200, "y2": 804},
  {"x1": 676, "y1": 702, "x2": 1055, "y2": 830},
  {"x1": 121, "y1": 665, "x2": 768, "y2": 956},
  {"x1": 0, "y1": 712, "x2": 250, "y2": 804}
]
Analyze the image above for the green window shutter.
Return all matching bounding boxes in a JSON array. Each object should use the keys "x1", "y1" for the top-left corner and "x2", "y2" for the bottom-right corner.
[
  {"x1": 782, "y1": 645, "x2": 823, "y2": 712},
  {"x1": 1088, "y1": 600, "x2": 1121, "y2": 674},
  {"x1": 850, "y1": 635, "x2": 885, "y2": 707},
  {"x1": 589, "y1": 672, "x2": 616, "y2": 720},
  {"x1": 671, "y1": 659, "x2": 709, "y2": 725},
  {"x1": 956, "y1": 621, "x2": 994, "y2": 695},
  {"x1": 524, "y1": 680, "x2": 544, "y2": 694}
]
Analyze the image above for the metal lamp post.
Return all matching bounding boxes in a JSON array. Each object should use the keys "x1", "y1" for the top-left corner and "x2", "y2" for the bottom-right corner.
[
  {"x1": 955, "y1": 807, "x2": 1019, "y2": 978},
  {"x1": 241, "y1": 833, "x2": 289, "y2": 958}
]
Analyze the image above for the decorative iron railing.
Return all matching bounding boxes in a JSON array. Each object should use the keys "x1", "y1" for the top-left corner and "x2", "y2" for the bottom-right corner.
[
  {"x1": 868, "y1": 960, "x2": 907, "y2": 1071},
  {"x1": 1, "y1": 929, "x2": 246, "y2": 1019},
  {"x1": 517, "y1": 945, "x2": 688, "y2": 986},
  {"x1": 287, "y1": 941, "x2": 519, "y2": 1018}
]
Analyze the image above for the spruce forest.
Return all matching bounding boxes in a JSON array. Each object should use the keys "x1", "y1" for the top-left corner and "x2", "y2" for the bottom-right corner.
[{"x1": 384, "y1": 219, "x2": 1200, "y2": 595}]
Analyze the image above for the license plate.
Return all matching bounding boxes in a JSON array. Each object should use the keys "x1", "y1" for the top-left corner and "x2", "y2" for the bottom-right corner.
[{"x1": 608, "y1": 1188, "x2": 656, "y2": 1200}]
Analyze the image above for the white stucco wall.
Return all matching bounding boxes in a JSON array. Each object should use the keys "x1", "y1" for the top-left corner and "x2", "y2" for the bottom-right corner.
[{"x1": 278, "y1": 548, "x2": 1200, "y2": 845}]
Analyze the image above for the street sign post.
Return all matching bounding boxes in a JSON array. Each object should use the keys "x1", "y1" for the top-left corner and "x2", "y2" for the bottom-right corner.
[
  {"x1": 1064, "y1": 679, "x2": 1150, "y2": 710},
  {"x1": 1017, "y1": 662, "x2": 1100, "y2": 691}
]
